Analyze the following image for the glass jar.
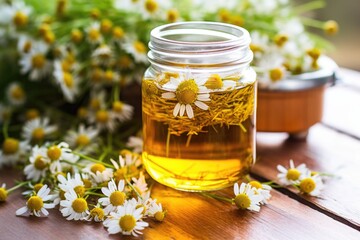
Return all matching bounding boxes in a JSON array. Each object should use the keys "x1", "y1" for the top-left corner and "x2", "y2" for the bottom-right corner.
[{"x1": 142, "y1": 22, "x2": 256, "y2": 191}]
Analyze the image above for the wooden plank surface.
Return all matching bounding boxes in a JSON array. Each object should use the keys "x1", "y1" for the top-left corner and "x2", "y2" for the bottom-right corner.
[
  {"x1": 1, "y1": 169, "x2": 359, "y2": 240},
  {"x1": 255, "y1": 124, "x2": 360, "y2": 229}
]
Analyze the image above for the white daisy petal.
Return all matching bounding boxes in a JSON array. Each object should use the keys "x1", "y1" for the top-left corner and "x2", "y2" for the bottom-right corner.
[{"x1": 194, "y1": 101, "x2": 209, "y2": 110}]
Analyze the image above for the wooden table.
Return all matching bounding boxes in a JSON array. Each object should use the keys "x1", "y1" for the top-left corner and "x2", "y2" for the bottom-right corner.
[{"x1": 1, "y1": 68, "x2": 360, "y2": 239}]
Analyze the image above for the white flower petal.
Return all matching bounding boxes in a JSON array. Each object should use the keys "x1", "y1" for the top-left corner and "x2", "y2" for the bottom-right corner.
[
  {"x1": 161, "y1": 92, "x2": 176, "y2": 99},
  {"x1": 179, "y1": 104, "x2": 185, "y2": 117},
  {"x1": 173, "y1": 103, "x2": 181, "y2": 117},
  {"x1": 185, "y1": 104, "x2": 194, "y2": 119},
  {"x1": 194, "y1": 101, "x2": 209, "y2": 110}
]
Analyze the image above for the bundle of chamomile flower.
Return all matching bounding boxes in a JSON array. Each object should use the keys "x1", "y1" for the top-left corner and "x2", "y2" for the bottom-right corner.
[{"x1": 0, "y1": 0, "x2": 334, "y2": 237}]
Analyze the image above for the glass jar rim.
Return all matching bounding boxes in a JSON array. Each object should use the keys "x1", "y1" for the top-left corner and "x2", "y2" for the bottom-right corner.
[{"x1": 150, "y1": 21, "x2": 251, "y2": 53}]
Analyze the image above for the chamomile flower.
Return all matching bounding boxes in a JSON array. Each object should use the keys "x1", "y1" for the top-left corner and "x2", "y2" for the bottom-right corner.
[
  {"x1": 57, "y1": 173, "x2": 86, "y2": 197},
  {"x1": 53, "y1": 63, "x2": 80, "y2": 102},
  {"x1": 114, "y1": 0, "x2": 141, "y2": 11},
  {"x1": 129, "y1": 192, "x2": 152, "y2": 217},
  {"x1": 60, "y1": 189, "x2": 89, "y2": 220},
  {"x1": 277, "y1": 159, "x2": 308, "y2": 186},
  {"x1": 248, "y1": 180, "x2": 272, "y2": 204},
  {"x1": 0, "y1": 138, "x2": 29, "y2": 167},
  {"x1": 126, "y1": 136, "x2": 143, "y2": 154},
  {"x1": 111, "y1": 154, "x2": 141, "y2": 182},
  {"x1": 139, "y1": 0, "x2": 171, "y2": 20},
  {"x1": 111, "y1": 101, "x2": 134, "y2": 122},
  {"x1": 92, "y1": 44, "x2": 113, "y2": 65},
  {"x1": 19, "y1": 41, "x2": 51, "y2": 81},
  {"x1": 89, "y1": 109, "x2": 118, "y2": 132},
  {"x1": 6, "y1": 82, "x2": 26, "y2": 106},
  {"x1": 122, "y1": 38, "x2": 147, "y2": 63},
  {"x1": 64, "y1": 124, "x2": 99, "y2": 154},
  {"x1": 83, "y1": 163, "x2": 113, "y2": 184},
  {"x1": 161, "y1": 72, "x2": 210, "y2": 119},
  {"x1": 103, "y1": 200, "x2": 148, "y2": 237},
  {"x1": 88, "y1": 90, "x2": 107, "y2": 111},
  {"x1": 16, "y1": 185, "x2": 55, "y2": 217},
  {"x1": 17, "y1": 34, "x2": 33, "y2": 54},
  {"x1": 233, "y1": 182, "x2": 263, "y2": 212},
  {"x1": 99, "y1": 179, "x2": 127, "y2": 214},
  {"x1": 131, "y1": 172, "x2": 148, "y2": 197},
  {"x1": 45, "y1": 142, "x2": 79, "y2": 173},
  {"x1": 202, "y1": 73, "x2": 237, "y2": 91},
  {"x1": 256, "y1": 51, "x2": 286, "y2": 88},
  {"x1": 298, "y1": 172, "x2": 324, "y2": 197},
  {"x1": 103, "y1": 69, "x2": 120, "y2": 85},
  {"x1": 250, "y1": 31, "x2": 269, "y2": 55},
  {"x1": 0, "y1": 1, "x2": 32, "y2": 28},
  {"x1": 0, "y1": 183, "x2": 8, "y2": 202},
  {"x1": 86, "y1": 22, "x2": 103, "y2": 44},
  {"x1": 22, "y1": 117, "x2": 57, "y2": 143},
  {"x1": 22, "y1": 182, "x2": 45, "y2": 196},
  {"x1": 24, "y1": 145, "x2": 49, "y2": 181},
  {"x1": 86, "y1": 205, "x2": 105, "y2": 222},
  {"x1": 248, "y1": 0, "x2": 279, "y2": 15},
  {"x1": 148, "y1": 199, "x2": 166, "y2": 221}
]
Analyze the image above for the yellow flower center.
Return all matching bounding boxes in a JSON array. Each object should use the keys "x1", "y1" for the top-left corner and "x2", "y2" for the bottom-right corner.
[
  {"x1": 133, "y1": 41, "x2": 146, "y2": 53},
  {"x1": 230, "y1": 15, "x2": 244, "y2": 27},
  {"x1": 249, "y1": 181, "x2": 263, "y2": 189},
  {"x1": 72, "y1": 198, "x2": 88, "y2": 213},
  {"x1": 104, "y1": 70, "x2": 114, "y2": 82},
  {"x1": 269, "y1": 68, "x2": 284, "y2": 82},
  {"x1": 43, "y1": 31, "x2": 55, "y2": 44},
  {"x1": 88, "y1": 28, "x2": 101, "y2": 41},
  {"x1": 324, "y1": 20, "x2": 339, "y2": 35},
  {"x1": 74, "y1": 185, "x2": 85, "y2": 197},
  {"x1": 76, "y1": 134, "x2": 90, "y2": 147},
  {"x1": 114, "y1": 168, "x2": 127, "y2": 182},
  {"x1": 90, "y1": 8, "x2": 100, "y2": 19},
  {"x1": 32, "y1": 54, "x2": 46, "y2": 69},
  {"x1": 32, "y1": 127, "x2": 45, "y2": 141},
  {"x1": 71, "y1": 29, "x2": 83, "y2": 43},
  {"x1": 26, "y1": 108, "x2": 40, "y2": 120},
  {"x1": 91, "y1": 68, "x2": 104, "y2": 83},
  {"x1": 38, "y1": 23, "x2": 50, "y2": 36},
  {"x1": 218, "y1": 9, "x2": 231, "y2": 22},
  {"x1": 83, "y1": 179, "x2": 92, "y2": 188},
  {"x1": 90, "y1": 163, "x2": 106, "y2": 173},
  {"x1": 63, "y1": 72, "x2": 74, "y2": 88},
  {"x1": 77, "y1": 107, "x2": 88, "y2": 119},
  {"x1": 47, "y1": 146, "x2": 62, "y2": 161},
  {"x1": 299, "y1": 177, "x2": 316, "y2": 194},
  {"x1": 10, "y1": 85, "x2": 25, "y2": 100},
  {"x1": 112, "y1": 101, "x2": 124, "y2": 113},
  {"x1": 234, "y1": 193, "x2": 251, "y2": 209},
  {"x1": 205, "y1": 74, "x2": 223, "y2": 89},
  {"x1": 286, "y1": 168, "x2": 301, "y2": 181},
  {"x1": 154, "y1": 211, "x2": 165, "y2": 222},
  {"x1": 274, "y1": 34, "x2": 288, "y2": 47},
  {"x1": 118, "y1": 56, "x2": 132, "y2": 69},
  {"x1": 2, "y1": 138, "x2": 19, "y2": 155},
  {"x1": 13, "y1": 11, "x2": 28, "y2": 27},
  {"x1": 34, "y1": 156, "x2": 47, "y2": 170},
  {"x1": 250, "y1": 44, "x2": 263, "y2": 53},
  {"x1": 90, "y1": 207, "x2": 105, "y2": 220},
  {"x1": 59, "y1": 190, "x2": 66, "y2": 200},
  {"x1": 23, "y1": 41, "x2": 32, "y2": 53},
  {"x1": 112, "y1": 26, "x2": 125, "y2": 39},
  {"x1": 145, "y1": 0, "x2": 158, "y2": 13},
  {"x1": 0, "y1": 188, "x2": 8, "y2": 202},
  {"x1": 142, "y1": 79, "x2": 159, "y2": 99},
  {"x1": 27, "y1": 196, "x2": 44, "y2": 211},
  {"x1": 33, "y1": 183, "x2": 44, "y2": 193},
  {"x1": 101, "y1": 19, "x2": 113, "y2": 33},
  {"x1": 109, "y1": 191, "x2": 126, "y2": 206},
  {"x1": 167, "y1": 9, "x2": 179, "y2": 23},
  {"x1": 95, "y1": 110, "x2": 109, "y2": 123},
  {"x1": 119, "y1": 215, "x2": 136, "y2": 232},
  {"x1": 176, "y1": 79, "x2": 199, "y2": 104},
  {"x1": 307, "y1": 48, "x2": 321, "y2": 60}
]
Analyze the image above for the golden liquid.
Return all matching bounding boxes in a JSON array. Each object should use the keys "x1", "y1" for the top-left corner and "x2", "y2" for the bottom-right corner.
[{"x1": 142, "y1": 116, "x2": 255, "y2": 191}]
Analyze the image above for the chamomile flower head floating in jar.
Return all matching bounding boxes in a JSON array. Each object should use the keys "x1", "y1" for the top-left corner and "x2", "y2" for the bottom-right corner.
[{"x1": 142, "y1": 22, "x2": 256, "y2": 191}]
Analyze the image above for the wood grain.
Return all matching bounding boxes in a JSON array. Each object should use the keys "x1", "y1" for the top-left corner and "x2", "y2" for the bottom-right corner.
[
  {"x1": 1, "y1": 168, "x2": 359, "y2": 240},
  {"x1": 255, "y1": 124, "x2": 360, "y2": 229}
]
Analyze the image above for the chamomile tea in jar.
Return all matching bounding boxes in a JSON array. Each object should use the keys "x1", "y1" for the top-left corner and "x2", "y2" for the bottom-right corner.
[{"x1": 142, "y1": 22, "x2": 256, "y2": 191}]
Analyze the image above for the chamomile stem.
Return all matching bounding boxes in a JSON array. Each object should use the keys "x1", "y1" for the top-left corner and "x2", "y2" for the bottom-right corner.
[
  {"x1": 2, "y1": 118, "x2": 9, "y2": 139},
  {"x1": 294, "y1": 0, "x2": 325, "y2": 14},
  {"x1": 301, "y1": 17, "x2": 324, "y2": 29},
  {"x1": 85, "y1": 192, "x2": 104, "y2": 197},
  {"x1": 7, "y1": 181, "x2": 29, "y2": 193},
  {"x1": 124, "y1": 177, "x2": 143, "y2": 200},
  {"x1": 200, "y1": 192, "x2": 233, "y2": 204},
  {"x1": 73, "y1": 152, "x2": 113, "y2": 168}
]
